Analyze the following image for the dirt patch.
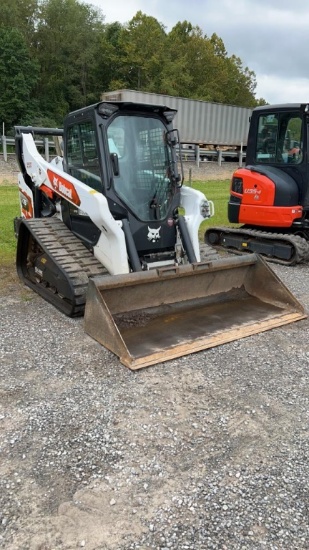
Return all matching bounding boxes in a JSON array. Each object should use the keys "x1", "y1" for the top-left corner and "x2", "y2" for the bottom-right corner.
[
  {"x1": 0, "y1": 265, "x2": 20, "y2": 294},
  {"x1": 0, "y1": 155, "x2": 19, "y2": 183},
  {"x1": 0, "y1": 174, "x2": 17, "y2": 186}
]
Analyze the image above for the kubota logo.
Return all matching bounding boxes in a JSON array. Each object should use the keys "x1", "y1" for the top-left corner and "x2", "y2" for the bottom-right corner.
[{"x1": 47, "y1": 169, "x2": 81, "y2": 206}]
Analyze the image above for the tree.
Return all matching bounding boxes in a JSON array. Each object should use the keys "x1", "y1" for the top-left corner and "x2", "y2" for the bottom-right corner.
[
  {"x1": 113, "y1": 11, "x2": 168, "y2": 91},
  {"x1": 0, "y1": 3, "x2": 266, "y2": 129},
  {"x1": 33, "y1": 0, "x2": 105, "y2": 122},
  {"x1": 208, "y1": 34, "x2": 258, "y2": 107},
  {"x1": 0, "y1": 28, "x2": 39, "y2": 128},
  {"x1": 166, "y1": 23, "x2": 228, "y2": 102},
  {"x1": 94, "y1": 22, "x2": 125, "y2": 93},
  {"x1": 256, "y1": 97, "x2": 268, "y2": 106},
  {"x1": 158, "y1": 21, "x2": 194, "y2": 96},
  {"x1": 0, "y1": 0, "x2": 39, "y2": 41},
  {"x1": 214, "y1": 54, "x2": 252, "y2": 107}
]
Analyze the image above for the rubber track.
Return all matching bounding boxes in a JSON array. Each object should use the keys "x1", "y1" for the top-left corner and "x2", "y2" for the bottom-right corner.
[
  {"x1": 199, "y1": 243, "x2": 221, "y2": 262},
  {"x1": 205, "y1": 226, "x2": 309, "y2": 265},
  {"x1": 21, "y1": 217, "x2": 108, "y2": 316}
]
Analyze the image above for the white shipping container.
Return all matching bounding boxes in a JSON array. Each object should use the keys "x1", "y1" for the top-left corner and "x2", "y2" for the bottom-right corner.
[{"x1": 101, "y1": 89, "x2": 252, "y2": 147}]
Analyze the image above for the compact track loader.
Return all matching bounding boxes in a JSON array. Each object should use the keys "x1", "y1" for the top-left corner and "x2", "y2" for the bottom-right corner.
[{"x1": 14, "y1": 101, "x2": 306, "y2": 369}]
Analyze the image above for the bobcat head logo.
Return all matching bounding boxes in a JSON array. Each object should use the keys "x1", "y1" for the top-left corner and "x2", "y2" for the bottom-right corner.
[{"x1": 147, "y1": 226, "x2": 161, "y2": 242}]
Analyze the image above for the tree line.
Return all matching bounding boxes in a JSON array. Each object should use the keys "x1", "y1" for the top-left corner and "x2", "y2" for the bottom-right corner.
[{"x1": 0, "y1": 0, "x2": 267, "y2": 132}]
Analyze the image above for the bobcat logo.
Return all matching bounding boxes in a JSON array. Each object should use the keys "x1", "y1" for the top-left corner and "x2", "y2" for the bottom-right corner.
[{"x1": 147, "y1": 226, "x2": 161, "y2": 242}]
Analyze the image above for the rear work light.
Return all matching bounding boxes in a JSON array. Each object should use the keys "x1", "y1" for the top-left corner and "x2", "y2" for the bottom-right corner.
[{"x1": 232, "y1": 176, "x2": 243, "y2": 194}]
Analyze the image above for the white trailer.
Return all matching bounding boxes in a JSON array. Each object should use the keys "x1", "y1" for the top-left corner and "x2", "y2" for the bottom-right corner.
[{"x1": 101, "y1": 89, "x2": 252, "y2": 149}]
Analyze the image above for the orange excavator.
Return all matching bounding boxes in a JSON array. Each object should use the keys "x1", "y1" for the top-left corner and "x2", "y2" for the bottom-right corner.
[{"x1": 205, "y1": 103, "x2": 309, "y2": 265}]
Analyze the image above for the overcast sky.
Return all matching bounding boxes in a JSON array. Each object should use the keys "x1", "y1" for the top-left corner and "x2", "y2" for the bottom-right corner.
[{"x1": 86, "y1": 0, "x2": 309, "y2": 105}]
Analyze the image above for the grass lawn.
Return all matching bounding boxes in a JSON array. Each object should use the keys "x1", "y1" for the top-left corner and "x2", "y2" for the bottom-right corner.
[
  {"x1": 188, "y1": 179, "x2": 231, "y2": 238},
  {"x1": 0, "y1": 185, "x2": 20, "y2": 265},
  {"x1": 0, "y1": 185, "x2": 20, "y2": 292},
  {"x1": 0, "y1": 179, "x2": 231, "y2": 267}
]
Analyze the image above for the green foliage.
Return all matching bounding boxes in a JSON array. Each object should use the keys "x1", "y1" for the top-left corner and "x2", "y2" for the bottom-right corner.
[
  {"x1": 1, "y1": 1, "x2": 265, "y2": 131},
  {"x1": 190, "y1": 179, "x2": 231, "y2": 237},
  {"x1": 0, "y1": 28, "x2": 40, "y2": 127},
  {"x1": 114, "y1": 11, "x2": 168, "y2": 91},
  {"x1": 33, "y1": 0, "x2": 106, "y2": 122},
  {"x1": 0, "y1": 0, "x2": 39, "y2": 40},
  {"x1": 0, "y1": 179, "x2": 231, "y2": 267},
  {"x1": 0, "y1": 186, "x2": 19, "y2": 264}
]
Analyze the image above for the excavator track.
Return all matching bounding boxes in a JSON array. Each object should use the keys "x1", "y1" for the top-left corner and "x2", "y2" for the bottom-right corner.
[
  {"x1": 16, "y1": 217, "x2": 108, "y2": 317},
  {"x1": 205, "y1": 226, "x2": 309, "y2": 266}
]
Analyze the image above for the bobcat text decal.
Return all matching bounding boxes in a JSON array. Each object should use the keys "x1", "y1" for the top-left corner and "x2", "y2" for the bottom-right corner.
[{"x1": 47, "y1": 169, "x2": 81, "y2": 206}]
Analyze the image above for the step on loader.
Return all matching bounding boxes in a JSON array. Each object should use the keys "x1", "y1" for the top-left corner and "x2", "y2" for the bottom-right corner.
[{"x1": 14, "y1": 101, "x2": 306, "y2": 369}]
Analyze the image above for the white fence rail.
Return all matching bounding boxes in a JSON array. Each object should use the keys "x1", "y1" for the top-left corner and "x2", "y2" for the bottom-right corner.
[
  {"x1": 0, "y1": 135, "x2": 246, "y2": 167},
  {"x1": 179, "y1": 144, "x2": 246, "y2": 167},
  {"x1": 0, "y1": 135, "x2": 57, "y2": 162}
]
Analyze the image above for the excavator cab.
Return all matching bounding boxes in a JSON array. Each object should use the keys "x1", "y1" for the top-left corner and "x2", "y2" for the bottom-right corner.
[{"x1": 252, "y1": 108, "x2": 303, "y2": 165}]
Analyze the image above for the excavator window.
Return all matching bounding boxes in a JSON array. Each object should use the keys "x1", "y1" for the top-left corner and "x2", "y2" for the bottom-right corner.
[{"x1": 256, "y1": 112, "x2": 303, "y2": 165}]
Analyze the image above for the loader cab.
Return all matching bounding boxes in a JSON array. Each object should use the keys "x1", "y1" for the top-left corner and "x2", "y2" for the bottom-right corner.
[
  {"x1": 102, "y1": 103, "x2": 183, "y2": 264},
  {"x1": 62, "y1": 101, "x2": 183, "y2": 266}
]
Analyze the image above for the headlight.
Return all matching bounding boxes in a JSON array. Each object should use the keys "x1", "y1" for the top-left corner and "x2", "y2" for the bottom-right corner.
[{"x1": 200, "y1": 200, "x2": 210, "y2": 218}]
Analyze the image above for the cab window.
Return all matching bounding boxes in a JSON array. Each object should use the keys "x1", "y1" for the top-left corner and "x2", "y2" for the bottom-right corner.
[
  {"x1": 256, "y1": 113, "x2": 303, "y2": 164},
  {"x1": 67, "y1": 121, "x2": 103, "y2": 191},
  {"x1": 106, "y1": 114, "x2": 174, "y2": 221}
]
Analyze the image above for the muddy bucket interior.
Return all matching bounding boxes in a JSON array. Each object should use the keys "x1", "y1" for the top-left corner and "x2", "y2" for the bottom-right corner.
[{"x1": 84, "y1": 254, "x2": 306, "y2": 369}]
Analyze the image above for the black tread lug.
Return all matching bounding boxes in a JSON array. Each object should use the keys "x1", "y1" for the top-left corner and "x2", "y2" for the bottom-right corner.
[{"x1": 17, "y1": 217, "x2": 108, "y2": 316}]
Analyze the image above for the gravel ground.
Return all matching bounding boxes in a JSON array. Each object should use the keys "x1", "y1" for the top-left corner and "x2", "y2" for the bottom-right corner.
[
  {"x1": 1, "y1": 261, "x2": 309, "y2": 550},
  {"x1": 0, "y1": 157, "x2": 19, "y2": 181},
  {"x1": 1, "y1": 155, "x2": 309, "y2": 549}
]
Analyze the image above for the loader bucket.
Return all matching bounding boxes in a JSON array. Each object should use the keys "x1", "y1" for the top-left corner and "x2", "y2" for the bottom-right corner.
[{"x1": 84, "y1": 254, "x2": 306, "y2": 370}]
